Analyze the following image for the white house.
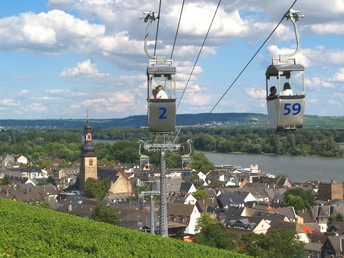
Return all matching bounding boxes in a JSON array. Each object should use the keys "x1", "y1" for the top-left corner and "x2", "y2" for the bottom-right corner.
[
  {"x1": 16, "y1": 155, "x2": 28, "y2": 165},
  {"x1": 184, "y1": 193, "x2": 197, "y2": 205},
  {"x1": 197, "y1": 171, "x2": 207, "y2": 181},
  {"x1": 168, "y1": 203, "x2": 201, "y2": 235}
]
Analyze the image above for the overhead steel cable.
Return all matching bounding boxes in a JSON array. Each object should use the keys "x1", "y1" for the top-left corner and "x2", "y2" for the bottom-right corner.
[
  {"x1": 154, "y1": 0, "x2": 162, "y2": 56},
  {"x1": 170, "y1": 0, "x2": 185, "y2": 59},
  {"x1": 198, "y1": 0, "x2": 298, "y2": 126},
  {"x1": 177, "y1": 0, "x2": 222, "y2": 110}
]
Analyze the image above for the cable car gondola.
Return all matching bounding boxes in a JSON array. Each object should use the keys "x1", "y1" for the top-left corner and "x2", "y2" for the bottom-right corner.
[
  {"x1": 147, "y1": 58, "x2": 176, "y2": 133},
  {"x1": 266, "y1": 9, "x2": 305, "y2": 131},
  {"x1": 141, "y1": 11, "x2": 177, "y2": 134}
]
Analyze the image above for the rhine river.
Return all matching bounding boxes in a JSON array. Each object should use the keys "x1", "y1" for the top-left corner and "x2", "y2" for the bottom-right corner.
[{"x1": 203, "y1": 151, "x2": 344, "y2": 183}]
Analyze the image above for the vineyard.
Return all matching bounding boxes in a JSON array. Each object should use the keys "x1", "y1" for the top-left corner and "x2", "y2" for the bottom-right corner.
[{"x1": 0, "y1": 198, "x2": 247, "y2": 257}]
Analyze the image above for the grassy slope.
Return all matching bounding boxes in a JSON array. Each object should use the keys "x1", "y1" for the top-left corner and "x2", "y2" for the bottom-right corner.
[{"x1": 0, "y1": 198, "x2": 248, "y2": 257}]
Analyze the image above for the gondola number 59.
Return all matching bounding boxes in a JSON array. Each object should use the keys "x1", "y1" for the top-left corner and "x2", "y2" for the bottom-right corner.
[{"x1": 283, "y1": 103, "x2": 301, "y2": 115}]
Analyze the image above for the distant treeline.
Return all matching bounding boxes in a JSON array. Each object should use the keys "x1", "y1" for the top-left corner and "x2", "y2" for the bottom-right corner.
[
  {"x1": 0, "y1": 128, "x2": 342, "y2": 166},
  {"x1": 0, "y1": 130, "x2": 82, "y2": 163},
  {"x1": 91, "y1": 127, "x2": 344, "y2": 157},
  {"x1": 0, "y1": 129, "x2": 214, "y2": 170}
]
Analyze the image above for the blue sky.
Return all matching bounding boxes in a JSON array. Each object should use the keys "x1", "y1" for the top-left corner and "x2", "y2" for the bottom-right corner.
[{"x1": 0, "y1": 0, "x2": 343, "y2": 119}]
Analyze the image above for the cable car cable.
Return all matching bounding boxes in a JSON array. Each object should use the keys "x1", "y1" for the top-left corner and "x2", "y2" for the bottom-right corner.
[
  {"x1": 198, "y1": 0, "x2": 298, "y2": 126},
  {"x1": 154, "y1": 0, "x2": 163, "y2": 56},
  {"x1": 170, "y1": 0, "x2": 185, "y2": 59},
  {"x1": 177, "y1": 0, "x2": 222, "y2": 110}
]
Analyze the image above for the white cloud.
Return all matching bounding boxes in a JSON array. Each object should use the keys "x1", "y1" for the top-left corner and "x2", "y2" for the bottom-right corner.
[
  {"x1": 61, "y1": 60, "x2": 109, "y2": 77},
  {"x1": 245, "y1": 88, "x2": 266, "y2": 99},
  {"x1": 15, "y1": 89, "x2": 29, "y2": 96},
  {"x1": 30, "y1": 97, "x2": 60, "y2": 100},
  {"x1": 331, "y1": 68, "x2": 344, "y2": 82},
  {"x1": 44, "y1": 89, "x2": 88, "y2": 97},
  {"x1": 305, "y1": 24, "x2": 344, "y2": 35},
  {"x1": 0, "y1": 99, "x2": 20, "y2": 106},
  {"x1": 0, "y1": 1, "x2": 344, "y2": 119},
  {"x1": 185, "y1": 94, "x2": 213, "y2": 107},
  {"x1": 334, "y1": 93, "x2": 344, "y2": 98},
  {"x1": 27, "y1": 103, "x2": 48, "y2": 112},
  {"x1": 328, "y1": 99, "x2": 340, "y2": 105},
  {"x1": 308, "y1": 98, "x2": 319, "y2": 104},
  {"x1": 305, "y1": 77, "x2": 335, "y2": 89},
  {"x1": 44, "y1": 89, "x2": 71, "y2": 94}
]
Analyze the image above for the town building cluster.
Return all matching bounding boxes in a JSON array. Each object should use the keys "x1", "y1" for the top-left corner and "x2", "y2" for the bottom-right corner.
[{"x1": 0, "y1": 124, "x2": 343, "y2": 257}]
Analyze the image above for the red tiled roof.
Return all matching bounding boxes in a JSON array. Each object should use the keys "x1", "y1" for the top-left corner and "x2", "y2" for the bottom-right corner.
[{"x1": 301, "y1": 225, "x2": 313, "y2": 234}]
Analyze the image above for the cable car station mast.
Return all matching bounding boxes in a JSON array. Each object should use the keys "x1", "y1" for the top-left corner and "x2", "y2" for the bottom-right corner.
[{"x1": 140, "y1": 11, "x2": 183, "y2": 237}]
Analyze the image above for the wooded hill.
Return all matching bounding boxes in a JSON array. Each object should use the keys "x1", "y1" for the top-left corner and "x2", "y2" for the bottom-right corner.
[
  {"x1": 0, "y1": 113, "x2": 343, "y2": 129},
  {"x1": 0, "y1": 198, "x2": 247, "y2": 257}
]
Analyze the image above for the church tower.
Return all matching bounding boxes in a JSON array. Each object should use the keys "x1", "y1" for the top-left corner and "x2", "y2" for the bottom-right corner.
[{"x1": 79, "y1": 120, "x2": 98, "y2": 191}]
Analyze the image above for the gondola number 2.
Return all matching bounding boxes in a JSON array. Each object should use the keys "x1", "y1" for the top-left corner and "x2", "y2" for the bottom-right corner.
[
  {"x1": 159, "y1": 107, "x2": 167, "y2": 119},
  {"x1": 283, "y1": 103, "x2": 301, "y2": 115}
]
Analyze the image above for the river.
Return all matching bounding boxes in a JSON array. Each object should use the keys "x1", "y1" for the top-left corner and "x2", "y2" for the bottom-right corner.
[{"x1": 203, "y1": 151, "x2": 344, "y2": 183}]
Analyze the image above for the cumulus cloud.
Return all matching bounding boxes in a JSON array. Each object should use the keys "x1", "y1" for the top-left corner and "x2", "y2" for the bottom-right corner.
[
  {"x1": 27, "y1": 103, "x2": 48, "y2": 112},
  {"x1": 304, "y1": 24, "x2": 344, "y2": 35},
  {"x1": 15, "y1": 89, "x2": 29, "y2": 96},
  {"x1": 0, "y1": 99, "x2": 20, "y2": 106},
  {"x1": 305, "y1": 77, "x2": 335, "y2": 89},
  {"x1": 184, "y1": 94, "x2": 213, "y2": 107},
  {"x1": 44, "y1": 89, "x2": 88, "y2": 97},
  {"x1": 245, "y1": 88, "x2": 266, "y2": 99},
  {"x1": 61, "y1": 60, "x2": 109, "y2": 78},
  {"x1": 0, "y1": 0, "x2": 343, "y2": 118},
  {"x1": 331, "y1": 68, "x2": 344, "y2": 82},
  {"x1": 30, "y1": 97, "x2": 60, "y2": 100}
]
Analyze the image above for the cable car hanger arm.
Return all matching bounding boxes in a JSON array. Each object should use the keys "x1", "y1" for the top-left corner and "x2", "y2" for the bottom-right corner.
[
  {"x1": 279, "y1": 9, "x2": 304, "y2": 63},
  {"x1": 140, "y1": 11, "x2": 159, "y2": 59}
]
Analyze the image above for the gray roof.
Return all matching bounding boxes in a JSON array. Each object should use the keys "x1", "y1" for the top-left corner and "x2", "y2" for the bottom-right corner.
[
  {"x1": 218, "y1": 192, "x2": 249, "y2": 207},
  {"x1": 328, "y1": 221, "x2": 344, "y2": 234},
  {"x1": 296, "y1": 209, "x2": 316, "y2": 223},
  {"x1": 168, "y1": 203, "x2": 195, "y2": 217},
  {"x1": 180, "y1": 182, "x2": 193, "y2": 193},
  {"x1": 196, "y1": 198, "x2": 219, "y2": 212},
  {"x1": 156, "y1": 178, "x2": 182, "y2": 194},
  {"x1": 304, "y1": 242, "x2": 322, "y2": 252},
  {"x1": 55, "y1": 200, "x2": 99, "y2": 216}
]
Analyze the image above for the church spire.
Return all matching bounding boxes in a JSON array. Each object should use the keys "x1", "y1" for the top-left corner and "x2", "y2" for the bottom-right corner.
[{"x1": 79, "y1": 114, "x2": 97, "y2": 191}]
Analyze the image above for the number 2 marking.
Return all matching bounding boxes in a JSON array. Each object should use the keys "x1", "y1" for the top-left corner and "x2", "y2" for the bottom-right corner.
[
  {"x1": 159, "y1": 107, "x2": 167, "y2": 119},
  {"x1": 283, "y1": 103, "x2": 301, "y2": 115}
]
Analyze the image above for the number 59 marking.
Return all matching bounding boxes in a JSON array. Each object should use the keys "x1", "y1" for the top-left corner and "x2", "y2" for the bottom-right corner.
[
  {"x1": 159, "y1": 107, "x2": 167, "y2": 119},
  {"x1": 283, "y1": 103, "x2": 301, "y2": 115}
]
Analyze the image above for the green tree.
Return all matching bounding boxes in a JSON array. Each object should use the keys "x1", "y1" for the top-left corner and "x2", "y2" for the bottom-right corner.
[
  {"x1": 84, "y1": 178, "x2": 110, "y2": 199},
  {"x1": 191, "y1": 152, "x2": 214, "y2": 170},
  {"x1": 283, "y1": 194, "x2": 307, "y2": 210},
  {"x1": 260, "y1": 229, "x2": 306, "y2": 258},
  {"x1": 0, "y1": 175, "x2": 11, "y2": 185},
  {"x1": 47, "y1": 176, "x2": 57, "y2": 187},
  {"x1": 283, "y1": 188, "x2": 315, "y2": 208},
  {"x1": 194, "y1": 213, "x2": 238, "y2": 250},
  {"x1": 91, "y1": 202, "x2": 120, "y2": 226},
  {"x1": 328, "y1": 213, "x2": 344, "y2": 226},
  {"x1": 192, "y1": 190, "x2": 208, "y2": 200}
]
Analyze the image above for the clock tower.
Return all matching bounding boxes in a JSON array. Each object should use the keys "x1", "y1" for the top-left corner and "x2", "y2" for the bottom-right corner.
[{"x1": 79, "y1": 120, "x2": 98, "y2": 191}]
